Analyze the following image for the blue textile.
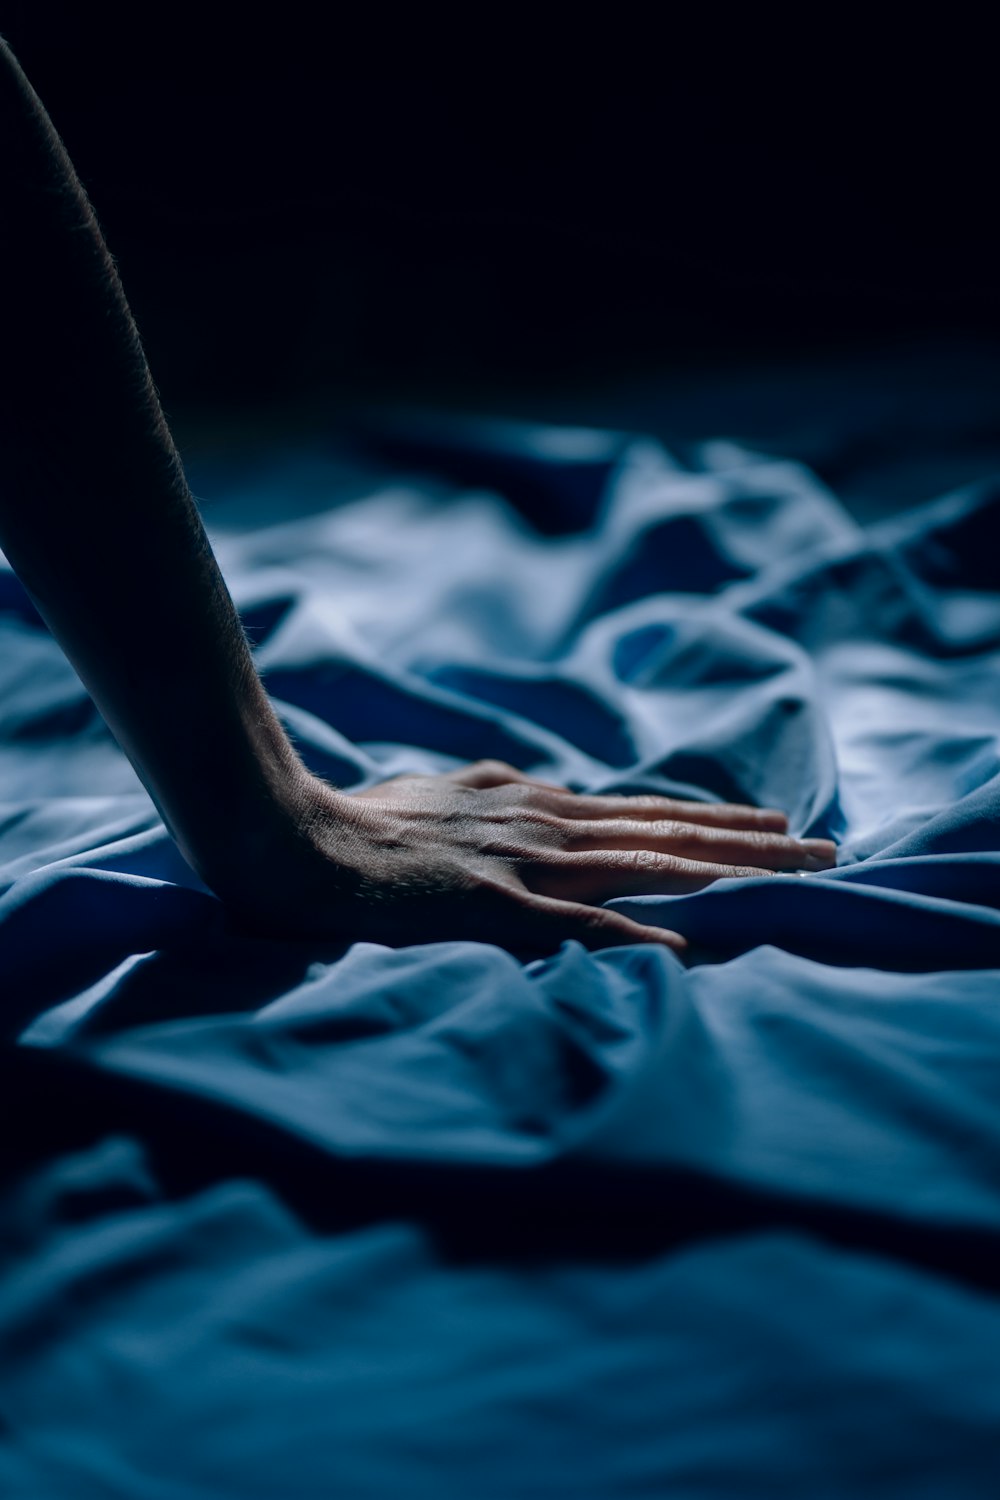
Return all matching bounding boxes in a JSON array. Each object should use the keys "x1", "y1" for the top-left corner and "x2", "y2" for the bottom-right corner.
[{"x1": 1, "y1": 396, "x2": 999, "y2": 1496}]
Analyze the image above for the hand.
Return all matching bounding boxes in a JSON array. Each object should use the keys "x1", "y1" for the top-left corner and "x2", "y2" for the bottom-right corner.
[{"x1": 217, "y1": 760, "x2": 836, "y2": 955}]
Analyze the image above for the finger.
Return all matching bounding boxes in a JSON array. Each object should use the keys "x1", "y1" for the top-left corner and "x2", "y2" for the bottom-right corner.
[
  {"x1": 539, "y1": 792, "x2": 789, "y2": 831},
  {"x1": 445, "y1": 760, "x2": 569, "y2": 792},
  {"x1": 528, "y1": 849, "x2": 779, "y2": 901},
  {"x1": 656, "y1": 799, "x2": 790, "y2": 832},
  {"x1": 515, "y1": 893, "x2": 688, "y2": 953},
  {"x1": 552, "y1": 819, "x2": 836, "y2": 871}
]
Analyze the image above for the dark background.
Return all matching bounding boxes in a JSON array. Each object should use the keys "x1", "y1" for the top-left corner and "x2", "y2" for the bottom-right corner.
[{"x1": 2, "y1": 8, "x2": 997, "y2": 429}]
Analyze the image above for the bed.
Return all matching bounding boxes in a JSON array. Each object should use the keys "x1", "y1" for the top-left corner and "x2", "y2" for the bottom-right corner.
[{"x1": 1, "y1": 339, "x2": 999, "y2": 1496}]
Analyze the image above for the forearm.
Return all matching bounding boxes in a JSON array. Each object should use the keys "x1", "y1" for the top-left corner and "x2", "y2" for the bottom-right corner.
[{"x1": 0, "y1": 38, "x2": 312, "y2": 885}]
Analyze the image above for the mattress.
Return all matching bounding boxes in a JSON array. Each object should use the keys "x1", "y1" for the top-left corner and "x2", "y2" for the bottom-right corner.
[{"x1": 1, "y1": 346, "x2": 999, "y2": 1496}]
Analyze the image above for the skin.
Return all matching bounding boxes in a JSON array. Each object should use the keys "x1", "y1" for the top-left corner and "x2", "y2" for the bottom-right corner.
[{"x1": 0, "y1": 37, "x2": 836, "y2": 956}]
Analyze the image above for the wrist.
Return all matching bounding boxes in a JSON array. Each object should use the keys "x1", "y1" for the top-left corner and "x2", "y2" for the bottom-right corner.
[
  {"x1": 187, "y1": 758, "x2": 351, "y2": 911},
  {"x1": 158, "y1": 678, "x2": 324, "y2": 888}
]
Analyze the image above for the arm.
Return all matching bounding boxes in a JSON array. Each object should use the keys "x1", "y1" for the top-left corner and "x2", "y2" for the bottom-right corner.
[
  {"x1": 0, "y1": 38, "x2": 834, "y2": 953},
  {"x1": 0, "y1": 35, "x2": 305, "y2": 888}
]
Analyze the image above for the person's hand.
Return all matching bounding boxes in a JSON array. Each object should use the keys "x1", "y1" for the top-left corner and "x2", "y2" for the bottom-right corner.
[{"x1": 217, "y1": 760, "x2": 836, "y2": 954}]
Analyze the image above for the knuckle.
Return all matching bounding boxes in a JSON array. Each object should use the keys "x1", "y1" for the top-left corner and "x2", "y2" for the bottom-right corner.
[
  {"x1": 622, "y1": 848, "x2": 666, "y2": 874},
  {"x1": 658, "y1": 819, "x2": 685, "y2": 840},
  {"x1": 743, "y1": 829, "x2": 778, "y2": 851},
  {"x1": 479, "y1": 759, "x2": 515, "y2": 778},
  {"x1": 666, "y1": 822, "x2": 713, "y2": 854},
  {"x1": 633, "y1": 795, "x2": 669, "y2": 813}
]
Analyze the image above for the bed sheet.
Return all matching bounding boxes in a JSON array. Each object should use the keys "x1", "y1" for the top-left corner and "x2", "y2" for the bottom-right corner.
[{"x1": 1, "y1": 385, "x2": 999, "y2": 1496}]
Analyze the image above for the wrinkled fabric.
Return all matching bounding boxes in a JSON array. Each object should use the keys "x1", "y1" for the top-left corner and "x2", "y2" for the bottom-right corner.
[{"x1": 1, "y1": 401, "x2": 999, "y2": 1496}]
